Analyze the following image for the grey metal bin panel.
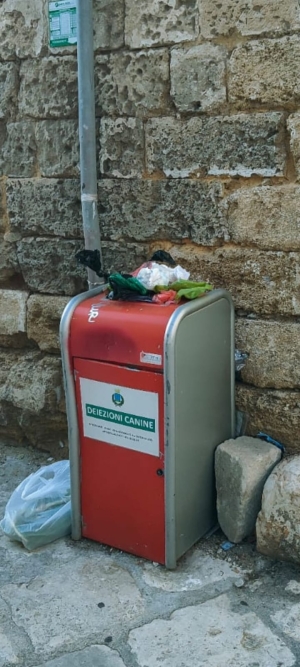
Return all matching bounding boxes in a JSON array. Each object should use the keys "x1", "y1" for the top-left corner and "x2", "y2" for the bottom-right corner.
[{"x1": 164, "y1": 291, "x2": 234, "y2": 568}]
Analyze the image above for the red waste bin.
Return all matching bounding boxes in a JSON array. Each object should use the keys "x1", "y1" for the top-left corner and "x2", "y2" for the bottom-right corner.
[{"x1": 60, "y1": 287, "x2": 234, "y2": 568}]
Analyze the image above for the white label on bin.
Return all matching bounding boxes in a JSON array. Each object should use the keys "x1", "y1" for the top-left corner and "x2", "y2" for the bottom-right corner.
[
  {"x1": 80, "y1": 378, "x2": 159, "y2": 457},
  {"x1": 140, "y1": 351, "x2": 162, "y2": 366}
]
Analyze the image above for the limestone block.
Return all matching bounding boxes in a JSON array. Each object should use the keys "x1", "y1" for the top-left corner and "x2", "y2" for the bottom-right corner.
[
  {"x1": 229, "y1": 36, "x2": 300, "y2": 107},
  {"x1": 0, "y1": 349, "x2": 68, "y2": 455},
  {"x1": 100, "y1": 118, "x2": 144, "y2": 178},
  {"x1": 102, "y1": 241, "x2": 148, "y2": 274},
  {"x1": 19, "y1": 57, "x2": 78, "y2": 119},
  {"x1": 167, "y1": 245, "x2": 300, "y2": 316},
  {"x1": 236, "y1": 319, "x2": 300, "y2": 389},
  {"x1": 27, "y1": 295, "x2": 70, "y2": 352},
  {"x1": 236, "y1": 384, "x2": 300, "y2": 454},
  {"x1": 0, "y1": 290, "x2": 28, "y2": 336},
  {"x1": 0, "y1": 237, "x2": 20, "y2": 285},
  {"x1": 0, "y1": 351, "x2": 63, "y2": 413},
  {"x1": 125, "y1": 0, "x2": 199, "y2": 48},
  {"x1": 6, "y1": 179, "x2": 82, "y2": 239},
  {"x1": 16, "y1": 238, "x2": 86, "y2": 295},
  {"x1": 215, "y1": 436, "x2": 281, "y2": 543},
  {"x1": 146, "y1": 113, "x2": 285, "y2": 178},
  {"x1": 170, "y1": 44, "x2": 226, "y2": 113},
  {"x1": 287, "y1": 114, "x2": 300, "y2": 180},
  {"x1": 200, "y1": 0, "x2": 300, "y2": 38},
  {"x1": 95, "y1": 49, "x2": 170, "y2": 117},
  {"x1": 36, "y1": 121, "x2": 79, "y2": 177},
  {"x1": 0, "y1": 0, "x2": 47, "y2": 59},
  {"x1": 0, "y1": 122, "x2": 37, "y2": 178},
  {"x1": 94, "y1": 0, "x2": 124, "y2": 50},
  {"x1": 257, "y1": 457, "x2": 300, "y2": 564},
  {"x1": 0, "y1": 62, "x2": 18, "y2": 121},
  {"x1": 0, "y1": 181, "x2": 6, "y2": 233},
  {"x1": 98, "y1": 179, "x2": 225, "y2": 245},
  {"x1": 223, "y1": 185, "x2": 300, "y2": 251}
]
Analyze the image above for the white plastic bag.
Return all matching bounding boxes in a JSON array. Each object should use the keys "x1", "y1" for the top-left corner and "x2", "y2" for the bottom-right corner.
[
  {"x1": 0, "y1": 460, "x2": 71, "y2": 550},
  {"x1": 136, "y1": 262, "x2": 190, "y2": 290}
]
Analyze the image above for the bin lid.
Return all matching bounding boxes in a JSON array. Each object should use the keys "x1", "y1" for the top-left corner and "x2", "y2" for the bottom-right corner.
[{"x1": 69, "y1": 292, "x2": 180, "y2": 370}]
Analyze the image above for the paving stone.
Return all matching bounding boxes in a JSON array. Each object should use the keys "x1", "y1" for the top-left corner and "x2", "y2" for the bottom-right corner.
[
  {"x1": 223, "y1": 185, "x2": 300, "y2": 251},
  {"x1": 170, "y1": 44, "x2": 227, "y2": 113},
  {"x1": 36, "y1": 120, "x2": 80, "y2": 178},
  {"x1": 0, "y1": 630, "x2": 18, "y2": 667},
  {"x1": 100, "y1": 118, "x2": 144, "y2": 178},
  {"x1": 215, "y1": 436, "x2": 281, "y2": 543},
  {"x1": 146, "y1": 113, "x2": 285, "y2": 178},
  {"x1": 272, "y1": 604, "x2": 300, "y2": 641},
  {"x1": 285, "y1": 581, "x2": 300, "y2": 595},
  {"x1": 95, "y1": 49, "x2": 170, "y2": 117},
  {"x1": 1, "y1": 553, "x2": 145, "y2": 659},
  {"x1": 257, "y1": 457, "x2": 300, "y2": 565},
  {"x1": 200, "y1": 0, "x2": 300, "y2": 38},
  {"x1": 35, "y1": 645, "x2": 126, "y2": 667},
  {"x1": 6, "y1": 179, "x2": 82, "y2": 239},
  {"x1": 235, "y1": 319, "x2": 300, "y2": 389},
  {"x1": 129, "y1": 594, "x2": 295, "y2": 667},
  {"x1": 19, "y1": 57, "x2": 78, "y2": 119},
  {"x1": 125, "y1": 0, "x2": 199, "y2": 48},
  {"x1": 142, "y1": 551, "x2": 243, "y2": 591},
  {"x1": 229, "y1": 36, "x2": 300, "y2": 107},
  {"x1": 98, "y1": 179, "x2": 225, "y2": 245}
]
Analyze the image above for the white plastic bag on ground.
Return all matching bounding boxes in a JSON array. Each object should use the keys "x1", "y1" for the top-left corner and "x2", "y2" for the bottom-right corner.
[
  {"x1": 0, "y1": 460, "x2": 71, "y2": 550},
  {"x1": 136, "y1": 262, "x2": 190, "y2": 290}
]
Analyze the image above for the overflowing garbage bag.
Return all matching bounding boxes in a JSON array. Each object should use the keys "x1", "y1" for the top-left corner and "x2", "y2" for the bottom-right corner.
[
  {"x1": 0, "y1": 461, "x2": 71, "y2": 551},
  {"x1": 75, "y1": 248, "x2": 213, "y2": 304}
]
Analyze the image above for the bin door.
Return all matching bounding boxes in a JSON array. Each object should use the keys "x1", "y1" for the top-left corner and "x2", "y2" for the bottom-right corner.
[{"x1": 74, "y1": 358, "x2": 165, "y2": 564}]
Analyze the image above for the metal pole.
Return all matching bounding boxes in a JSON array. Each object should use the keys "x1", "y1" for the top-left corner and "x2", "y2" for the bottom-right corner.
[{"x1": 77, "y1": 0, "x2": 103, "y2": 288}]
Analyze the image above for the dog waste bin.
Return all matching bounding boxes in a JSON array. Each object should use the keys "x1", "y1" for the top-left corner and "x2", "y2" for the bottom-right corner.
[{"x1": 60, "y1": 287, "x2": 235, "y2": 568}]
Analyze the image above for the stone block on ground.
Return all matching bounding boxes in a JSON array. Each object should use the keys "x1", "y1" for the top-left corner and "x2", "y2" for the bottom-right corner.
[
  {"x1": 256, "y1": 457, "x2": 300, "y2": 565},
  {"x1": 215, "y1": 436, "x2": 281, "y2": 543}
]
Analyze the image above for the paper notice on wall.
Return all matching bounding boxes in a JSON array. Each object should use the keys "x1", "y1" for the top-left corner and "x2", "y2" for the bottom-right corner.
[
  {"x1": 80, "y1": 378, "x2": 160, "y2": 457},
  {"x1": 49, "y1": 1, "x2": 77, "y2": 48}
]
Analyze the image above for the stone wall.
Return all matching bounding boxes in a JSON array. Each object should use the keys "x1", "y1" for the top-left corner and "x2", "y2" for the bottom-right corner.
[{"x1": 0, "y1": 0, "x2": 299, "y2": 457}]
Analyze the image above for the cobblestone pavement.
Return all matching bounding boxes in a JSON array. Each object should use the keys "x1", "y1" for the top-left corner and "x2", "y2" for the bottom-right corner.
[{"x1": 0, "y1": 444, "x2": 300, "y2": 667}]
